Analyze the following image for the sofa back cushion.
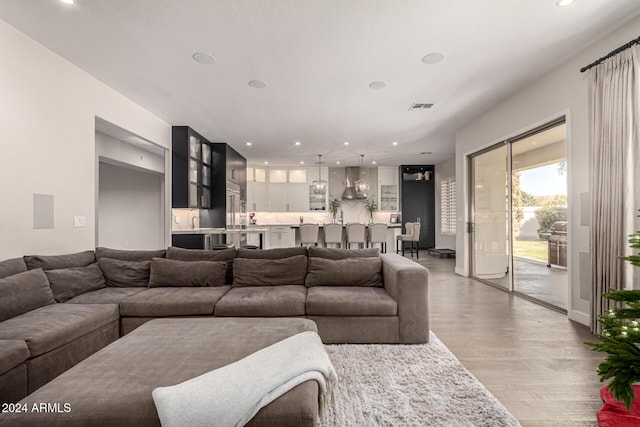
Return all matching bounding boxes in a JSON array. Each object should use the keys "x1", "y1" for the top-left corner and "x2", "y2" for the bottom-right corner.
[
  {"x1": 149, "y1": 258, "x2": 227, "y2": 288},
  {"x1": 44, "y1": 263, "x2": 106, "y2": 303},
  {"x1": 98, "y1": 258, "x2": 151, "y2": 288},
  {"x1": 0, "y1": 269, "x2": 56, "y2": 322},
  {"x1": 237, "y1": 247, "x2": 307, "y2": 259},
  {"x1": 307, "y1": 246, "x2": 379, "y2": 260},
  {"x1": 233, "y1": 255, "x2": 308, "y2": 287},
  {"x1": 0, "y1": 258, "x2": 28, "y2": 279},
  {"x1": 305, "y1": 256, "x2": 383, "y2": 287},
  {"x1": 166, "y1": 247, "x2": 237, "y2": 284},
  {"x1": 24, "y1": 250, "x2": 96, "y2": 271},
  {"x1": 95, "y1": 247, "x2": 166, "y2": 261}
]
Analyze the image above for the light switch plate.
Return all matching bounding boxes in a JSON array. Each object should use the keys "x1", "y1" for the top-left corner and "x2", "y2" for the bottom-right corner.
[{"x1": 73, "y1": 216, "x2": 87, "y2": 227}]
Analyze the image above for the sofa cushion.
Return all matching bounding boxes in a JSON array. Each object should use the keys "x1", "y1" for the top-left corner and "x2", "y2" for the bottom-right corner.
[
  {"x1": 0, "y1": 269, "x2": 55, "y2": 322},
  {"x1": 237, "y1": 247, "x2": 307, "y2": 259},
  {"x1": 119, "y1": 286, "x2": 231, "y2": 317},
  {"x1": 23, "y1": 250, "x2": 96, "y2": 271},
  {"x1": 0, "y1": 303, "x2": 119, "y2": 357},
  {"x1": 305, "y1": 256, "x2": 382, "y2": 287},
  {"x1": 44, "y1": 263, "x2": 106, "y2": 303},
  {"x1": 0, "y1": 340, "x2": 30, "y2": 375},
  {"x1": 167, "y1": 247, "x2": 237, "y2": 284},
  {"x1": 96, "y1": 247, "x2": 166, "y2": 261},
  {"x1": 0, "y1": 258, "x2": 28, "y2": 279},
  {"x1": 215, "y1": 285, "x2": 307, "y2": 317},
  {"x1": 98, "y1": 258, "x2": 151, "y2": 288},
  {"x1": 233, "y1": 255, "x2": 307, "y2": 287},
  {"x1": 149, "y1": 258, "x2": 227, "y2": 288},
  {"x1": 306, "y1": 286, "x2": 397, "y2": 316},
  {"x1": 65, "y1": 287, "x2": 146, "y2": 304},
  {"x1": 307, "y1": 246, "x2": 379, "y2": 260}
]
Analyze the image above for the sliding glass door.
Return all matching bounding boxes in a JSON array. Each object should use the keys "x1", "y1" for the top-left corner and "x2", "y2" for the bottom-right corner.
[{"x1": 469, "y1": 119, "x2": 568, "y2": 312}]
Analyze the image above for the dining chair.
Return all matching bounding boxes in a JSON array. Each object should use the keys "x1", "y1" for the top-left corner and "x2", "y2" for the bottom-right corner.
[
  {"x1": 396, "y1": 222, "x2": 415, "y2": 257},
  {"x1": 346, "y1": 223, "x2": 366, "y2": 249},
  {"x1": 299, "y1": 223, "x2": 320, "y2": 246},
  {"x1": 368, "y1": 223, "x2": 388, "y2": 253},
  {"x1": 323, "y1": 223, "x2": 343, "y2": 248}
]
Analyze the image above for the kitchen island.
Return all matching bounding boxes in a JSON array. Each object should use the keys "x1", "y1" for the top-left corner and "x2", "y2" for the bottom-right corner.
[
  {"x1": 172, "y1": 227, "x2": 269, "y2": 249},
  {"x1": 290, "y1": 223, "x2": 401, "y2": 249}
]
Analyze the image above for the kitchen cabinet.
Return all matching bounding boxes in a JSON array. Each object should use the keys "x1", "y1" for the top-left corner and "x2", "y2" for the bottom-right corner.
[
  {"x1": 209, "y1": 143, "x2": 247, "y2": 230},
  {"x1": 172, "y1": 127, "x2": 212, "y2": 209},
  {"x1": 247, "y1": 165, "x2": 327, "y2": 212},
  {"x1": 378, "y1": 166, "x2": 398, "y2": 211},
  {"x1": 269, "y1": 226, "x2": 295, "y2": 248},
  {"x1": 401, "y1": 165, "x2": 435, "y2": 249},
  {"x1": 247, "y1": 182, "x2": 267, "y2": 212}
]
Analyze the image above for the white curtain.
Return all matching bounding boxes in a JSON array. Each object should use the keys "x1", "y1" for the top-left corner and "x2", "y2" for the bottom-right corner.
[{"x1": 589, "y1": 45, "x2": 640, "y2": 333}]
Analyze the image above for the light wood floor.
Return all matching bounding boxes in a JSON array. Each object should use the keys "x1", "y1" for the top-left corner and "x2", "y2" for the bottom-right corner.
[{"x1": 411, "y1": 253, "x2": 603, "y2": 427}]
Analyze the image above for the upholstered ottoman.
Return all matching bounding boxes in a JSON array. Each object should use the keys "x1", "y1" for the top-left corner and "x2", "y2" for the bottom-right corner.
[{"x1": 0, "y1": 318, "x2": 320, "y2": 427}]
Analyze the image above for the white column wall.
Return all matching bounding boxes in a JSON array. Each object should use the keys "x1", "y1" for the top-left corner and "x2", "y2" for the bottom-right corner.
[{"x1": 0, "y1": 20, "x2": 170, "y2": 259}]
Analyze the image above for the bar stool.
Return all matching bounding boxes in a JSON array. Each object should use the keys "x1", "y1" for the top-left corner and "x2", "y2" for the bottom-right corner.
[
  {"x1": 299, "y1": 223, "x2": 320, "y2": 247},
  {"x1": 346, "y1": 223, "x2": 366, "y2": 249},
  {"x1": 368, "y1": 223, "x2": 388, "y2": 253},
  {"x1": 396, "y1": 222, "x2": 414, "y2": 257},
  {"x1": 324, "y1": 223, "x2": 343, "y2": 248}
]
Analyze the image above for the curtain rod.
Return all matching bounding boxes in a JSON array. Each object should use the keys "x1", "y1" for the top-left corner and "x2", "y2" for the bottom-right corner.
[{"x1": 580, "y1": 36, "x2": 640, "y2": 73}]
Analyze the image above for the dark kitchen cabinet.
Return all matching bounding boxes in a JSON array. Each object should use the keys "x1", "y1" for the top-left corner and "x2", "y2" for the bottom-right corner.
[
  {"x1": 400, "y1": 165, "x2": 435, "y2": 249},
  {"x1": 206, "y1": 143, "x2": 247, "y2": 229},
  {"x1": 172, "y1": 127, "x2": 212, "y2": 209}
]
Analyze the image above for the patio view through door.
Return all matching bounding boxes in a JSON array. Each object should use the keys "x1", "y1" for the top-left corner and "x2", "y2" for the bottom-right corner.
[{"x1": 469, "y1": 119, "x2": 568, "y2": 312}]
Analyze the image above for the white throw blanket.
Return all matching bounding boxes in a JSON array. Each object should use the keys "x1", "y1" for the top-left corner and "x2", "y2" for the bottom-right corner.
[{"x1": 152, "y1": 331, "x2": 337, "y2": 427}]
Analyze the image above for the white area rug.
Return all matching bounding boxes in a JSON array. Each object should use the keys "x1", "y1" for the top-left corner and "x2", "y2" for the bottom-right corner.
[{"x1": 320, "y1": 332, "x2": 521, "y2": 427}]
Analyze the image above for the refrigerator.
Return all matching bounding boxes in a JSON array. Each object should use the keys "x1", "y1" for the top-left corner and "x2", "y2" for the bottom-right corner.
[{"x1": 226, "y1": 181, "x2": 247, "y2": 247}]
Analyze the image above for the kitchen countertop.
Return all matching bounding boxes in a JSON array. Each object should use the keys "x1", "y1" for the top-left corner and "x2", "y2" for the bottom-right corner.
[
  {"x1": 172, "y1": 227, "x2": 269, "y2": 235},
  {"x1": 289, "y1": 223, "x2": 402, "y2": 228}
]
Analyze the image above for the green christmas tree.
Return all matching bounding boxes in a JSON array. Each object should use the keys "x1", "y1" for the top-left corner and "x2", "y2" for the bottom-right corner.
[{"x1": 586, "y1": 223, "x2": 640, "y2": 411}]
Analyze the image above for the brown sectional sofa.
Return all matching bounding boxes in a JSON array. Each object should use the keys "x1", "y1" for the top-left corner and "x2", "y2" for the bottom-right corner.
[{"x1": 0, "y1": 245, "x2": 429, "y2": 406}]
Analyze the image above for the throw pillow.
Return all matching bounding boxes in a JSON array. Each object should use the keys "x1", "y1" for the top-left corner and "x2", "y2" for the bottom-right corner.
[
  {"x1": 98, "y1": 257, "x2": 151, "y2": 288},
  {"x1": 233, "y1": 255, "x2": 307, "y2": 287},
  {"x1": 0, "y1": 269, "x2": 55, "y2": 322},
  {"x1": 0, "y1": 257, "x2": 28, "y2": 279},
  {"x1": 149, "y1": 258, "x2": 227, "y2": 287},
  {"x1": 44, "y1": 263, "x2": 106, "y2": 303},
  {"x1": 237, "y1": 247, "x2": 307, "y2": 259},
  {"x1": 24, "y1": 250, "x2": 96, "y2": 271},
  {"x1": 166, "y1": 247, "x2": 237, "y2": 284},
  {"x1": 305, "y1": 256, "x2": 383, "y2": 287},
  {"x1": 95, "y1": 247, "x2": 166, "y2": 261}
]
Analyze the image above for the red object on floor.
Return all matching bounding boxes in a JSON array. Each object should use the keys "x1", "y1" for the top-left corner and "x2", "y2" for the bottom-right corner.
[{"x1": 598, "y1": 385, "x2": 640, "y2": 426}]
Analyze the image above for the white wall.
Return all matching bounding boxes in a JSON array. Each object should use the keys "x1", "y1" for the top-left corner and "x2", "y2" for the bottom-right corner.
[
  {"x1": 434, "y1": 156, "x2": 456, "y2": 249},
  {"x1": 454, "y1": 15, "x2": 640, "y2": 325},
  {"x1": 98, "y1": 162, "x2": 164, "y2": 250},
  {"x1": 0, "y1": 20, "x2": 170, "y2": 259}
]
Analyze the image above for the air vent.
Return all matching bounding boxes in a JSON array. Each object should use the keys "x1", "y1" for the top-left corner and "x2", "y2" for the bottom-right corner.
[{"x1": 409, "y1": 103, "x2": 434, "y2": 111}]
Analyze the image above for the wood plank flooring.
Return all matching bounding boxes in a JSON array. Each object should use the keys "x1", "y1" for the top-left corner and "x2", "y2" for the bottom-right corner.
[{"x1": 411, "y1": 253, "x2": 603, "y2": 426}]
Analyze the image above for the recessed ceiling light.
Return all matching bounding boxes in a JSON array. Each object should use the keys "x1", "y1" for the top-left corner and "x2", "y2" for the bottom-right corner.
[
  {"x1": 192, "y1": 52, "x2": 216, "y2": 64},
  {"x1": 264, "y1": 161, "x2": 269, "y2": 165},
  {"x1": 336, "y1": 161, "x2": 341, "y2": 164},
  {"x1": 246, "y1": 142, "x2": 252, "y2": 146},
  {"x1": 372, "y1": 161, "x2": 377, "y2": 165},
  {"x1": 300, "y1": 161, "x2": 305, "y2": 165},
  {"x1": 392, "y1": 141, "x2": 398, "y2": 146},
  {"x1": 369, "y1": 81, "x2": 386, "y2": 89},
  {"x1": 248, "y1": 80, "x2": 268, "y2": 89},
  {"x1": 60, "y1": 0, "x2": 74, "y2": 4},
  {"x1": 295, "y1": 141, "x2": 301, "y2": 146},
  {"x1": 344, "y1": 142, "x2": 349, "y2": 146},
  {"x1": 421, "y1": 53, "x2": 445, "y2": 64},
  {"x1": 556, "y1": 0, "x2": 575, "y2": 6}
]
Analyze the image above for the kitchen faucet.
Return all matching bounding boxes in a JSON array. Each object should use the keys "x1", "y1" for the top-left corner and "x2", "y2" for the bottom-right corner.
[{"x1": 191, "y1": 215, "x2": 199, "y2": 230}]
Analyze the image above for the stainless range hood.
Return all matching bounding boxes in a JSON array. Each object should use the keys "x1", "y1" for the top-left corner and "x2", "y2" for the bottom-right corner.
[{"x1": 341, "y1": 167, "x2": 366, "y2": 200}]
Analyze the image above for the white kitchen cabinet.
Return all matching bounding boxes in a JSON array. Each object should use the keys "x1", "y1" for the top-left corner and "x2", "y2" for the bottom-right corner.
[
  {"x1": 378, "y1": 166, "x2": 399, "y2": 211},
  {"x1": 269, "y1": 226, "x2": 294, "y2": 248},
  {"x1": 247, "y1": 181, "x2": 267, "y2": 211},
  {"x1": 287, "y1": 183, "x2": 308, "y2": 212},
  {"x1": 267, "y1": 183, "x2": 288, "y2": 212}
]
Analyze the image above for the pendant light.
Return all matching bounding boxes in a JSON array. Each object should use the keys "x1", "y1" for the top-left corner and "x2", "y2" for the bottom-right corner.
[
  {"x1": 312, "y1": 154, "x2": 327, "y2": 194},
  {"x1": 355, "y1": 154, "x2": 369, "y2": 196}
]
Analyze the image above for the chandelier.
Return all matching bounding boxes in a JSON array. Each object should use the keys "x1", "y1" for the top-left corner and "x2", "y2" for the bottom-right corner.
[
  {"x1": 312, "y1": 154, "x2": 327, "y2": 194},
  {"x1": 355, "y1": 154, "x2": 369, "y2": 196}
]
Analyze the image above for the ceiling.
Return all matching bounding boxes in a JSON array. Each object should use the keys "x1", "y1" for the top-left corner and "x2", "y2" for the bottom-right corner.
[{"x1": 1, "y1": 0, "x2": 638, "y2": 167}]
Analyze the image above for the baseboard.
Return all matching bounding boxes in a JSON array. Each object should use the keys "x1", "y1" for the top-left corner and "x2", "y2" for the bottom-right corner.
[
  {"x1": 570, "y1": 310, "x2": 590, "y2": 327},
  {"x1": 454, "y1": 267, "x2": 468, "y2": 277}
]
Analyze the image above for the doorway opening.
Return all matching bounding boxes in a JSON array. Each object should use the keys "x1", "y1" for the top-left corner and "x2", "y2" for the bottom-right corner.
[{"x1": 469, "y1": 118, "x2": 568, "y2": 312}]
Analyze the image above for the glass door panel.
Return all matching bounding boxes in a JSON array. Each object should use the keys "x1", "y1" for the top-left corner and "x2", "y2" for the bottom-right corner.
[
  {"x1": 470, "y1": 144, "x2": 510, "y2": 289},
  {"x1": 511, "y1": 122, "x2": 567, "y2": 310}
]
